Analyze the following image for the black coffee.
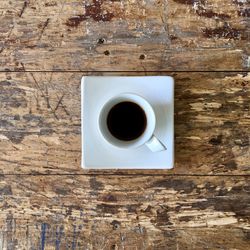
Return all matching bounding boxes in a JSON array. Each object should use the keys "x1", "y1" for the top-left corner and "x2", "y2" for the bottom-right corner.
[{"x1": 107, "y1": 101, "x2": 147, "y2": 141}]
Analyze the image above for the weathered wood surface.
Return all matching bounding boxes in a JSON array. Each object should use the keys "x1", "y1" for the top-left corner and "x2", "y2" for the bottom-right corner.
[
  {"x1": 0, "y1": 175, "x2": 249, "y2": 249},
  {"x1": 0, "y1": 0, "x2": 249, "y2": 248},
  {"x1": 0, "y1": 0, "x2": 249, "y2": 71},
  {"x1": 0, "y1": 72, "x2": 249, "y2": 175}
]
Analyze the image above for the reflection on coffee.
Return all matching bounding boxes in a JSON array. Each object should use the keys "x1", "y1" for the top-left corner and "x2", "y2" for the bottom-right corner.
[{"x1": 107, "y1": 101, "x2": 147, "y2": 141}]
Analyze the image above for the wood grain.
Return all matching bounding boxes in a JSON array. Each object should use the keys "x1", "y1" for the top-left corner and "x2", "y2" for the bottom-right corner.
[
  {"x1": 0, "y1": 175, "x2": 249, "y2": 249},
  {"x1": 0, "y1": 72, "x2": 249, "y2": 175},
  {"x1": 0, "y1": 1, "x2": 249, "y2": 248},
  {"x1": 0, "y1": 0, "x2": 249, "y2": 71}
]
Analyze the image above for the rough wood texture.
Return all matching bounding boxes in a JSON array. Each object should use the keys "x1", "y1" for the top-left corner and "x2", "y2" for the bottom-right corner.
[
  {"x1": 0, "y1": 72, "x2": 249, "y2": 175},
  {"x1": 0, "y1": 0, "x2": 249, "y2": 71},
  {"x1": 0, "y1": 175, "x2": 249, "y2": 249},
  {"x1": 0, "y1": 0, "x2": 249, "y2": 248}
]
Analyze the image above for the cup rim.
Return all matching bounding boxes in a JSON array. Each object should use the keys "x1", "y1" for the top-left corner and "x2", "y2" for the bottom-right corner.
[{"x1": 98, "y1": 93, "x2": 156, "y2": 149}]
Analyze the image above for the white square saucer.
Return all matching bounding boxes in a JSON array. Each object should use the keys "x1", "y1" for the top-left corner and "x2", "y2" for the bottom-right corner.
[{"x1": 81, "y1": 76, "x2": 174, "y2": 169}]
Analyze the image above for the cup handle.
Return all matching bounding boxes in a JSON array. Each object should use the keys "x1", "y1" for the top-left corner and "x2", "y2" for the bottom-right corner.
[{"x1": 145, "y1": 135, "x2": 166, "y2": 152}]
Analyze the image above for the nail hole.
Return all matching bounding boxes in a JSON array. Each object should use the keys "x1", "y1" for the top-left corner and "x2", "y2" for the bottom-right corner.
[
  {"x1": 169, "y1": 35, "x2": 177, "y2": 40},
  {"x1": 98, "y1": 38, "x2": 105, "y2": 44},
  {"x1": 111, "y1": 220, "x2": 121, "y2": 230},
  {"x1": 104, "y1": 50, "x2": 110, "y2": 56},
  {"x1": 139, "y1": 54, "x2": 145, "y2": 60}
]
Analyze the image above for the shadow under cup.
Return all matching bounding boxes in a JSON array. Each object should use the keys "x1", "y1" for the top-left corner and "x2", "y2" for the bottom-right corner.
[{"x1": 98, "y1": 94, "x2": 156, "y2": 149}]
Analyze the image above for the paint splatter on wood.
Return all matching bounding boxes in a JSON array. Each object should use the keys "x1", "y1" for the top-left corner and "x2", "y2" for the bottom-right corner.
[
  {"x1": 66, "y1": 0, "x2": 115, "y2": 27},
  {"x1": 0, "y1": 0, "x2": 248, "y2": 70}
]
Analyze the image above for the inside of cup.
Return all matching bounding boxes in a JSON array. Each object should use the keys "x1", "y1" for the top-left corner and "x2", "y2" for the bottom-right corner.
[{"x1": 99, "y1": 94, "x2": 156, "y2": 148}]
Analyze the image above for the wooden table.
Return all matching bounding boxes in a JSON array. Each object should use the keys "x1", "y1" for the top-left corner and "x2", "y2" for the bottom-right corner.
[{"x1": 0, "y1": 0, "x2": 249, "y2": 249}]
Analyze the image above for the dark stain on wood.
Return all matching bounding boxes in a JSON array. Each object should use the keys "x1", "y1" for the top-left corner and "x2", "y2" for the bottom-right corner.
[
  {"x1": 102, "y1": 194, "x2": 117, "y2": 202},
  {"x1": 192, "y1": 184, "x2": 250, "y2": 219},
  {"x1": 66, "y1": 0, "x2": 114, "y2": 27},
  {"x1": 0, "y1": 119, "x2": 13, "y2": 128},
  {"x1": 89, "y1": 177, "x2": 104, "y2": 191},
  {"x1": 45, "y1": 2, "x2": 57, "y2": 7},
  {"x1": 238, "y1": 8, "x2": 250, "y2": 17},
  {"x1": 202, "y1": 26, "x2": 243, "y2": 39},
  {"x1": 111, "y1": 244, "x2": 117, "y2": 250},
  {"x1": 0, "y1": 114, "x2": 54, "y2": 143},
  {"x1": 152, "y1": 207, "x2": 173, "y2": 226},
  {"x1": 26, "y1": 45, "x2": 37, "y2": 49},
  {"x1": 223, "y1": 121, "x2": 239, "y2": 128},
  {"x1": 0, "y1": 3, "x2": 247, "y2": 71},
  {"x1": 2, "y1": 131, "x2": 27, "y2": 144},
  {"x1": 174, "y1": 0, "x2": 232, "y2": 20},
  {"x1": 204, "y1": 182, "x2": 217, "y2": 192},
  {"x1": 241, "y1": 80, "x2": 248, "y2": 87},
  {"x1": 244, "y1": 231, "x2": 250, "y2": 241},
  {"x1": 233, "y1": 0, "x2": 246, "y2": 6},
  {"x1": 173, "y1": 0, "x2": 196, "y2": 5},
  {"x1": 66, "y1": 15, "x2": 86, "y2": 28},
  {"x1": 97, "y1": 204, "x2": 122, "y2": 214},
  {"x1": 218, "y1": 198, "x2": 249, "y2": 218},
  {"x1": 195, "y1": 6, "x2": 231, "y2": 19},
  {"x1": 14, "y1": 115, "x2": 20, "y2": 120},
  {"x1": 179, "y1": 216, "x2": 193, "y2": 222},
  {"x1": 126, "y1": 204, "x2": 139, "y2": 213},
  {"x1": 23, "y1": 114, "x2": 42, "y2": 122},
  {"x1": 0, "y1": 80, "x2": 11, "y2": 86},
  {"x1": 39, "y1": 128, "x2": 54, "y2": 136},
  {"x1": 0, "y1": 85, "x2": 27, "y2": 108},
  {"x1": 224, "y1": 160, "x2": 238, "y2": 170},
  {"x1": 209, "y1": 135, "x2": 223, "y2": 145},
  {"x1": 143, "y1": 205, "x2": 153, "y2": 213},
  {"x1": 151, "y1": 179, "x2": 196, "y2": 193},
  {"x1": 0, "y1": 185, "x2": 12, "y2": 195},
  {"x1": 55, "y1": 187, "x2": 70, "y2": 196}
]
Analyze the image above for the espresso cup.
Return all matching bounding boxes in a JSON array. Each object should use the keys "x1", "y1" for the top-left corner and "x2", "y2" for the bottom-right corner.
[{"x1": 98, "y1": 93, "x2": 166, "y2": 152}]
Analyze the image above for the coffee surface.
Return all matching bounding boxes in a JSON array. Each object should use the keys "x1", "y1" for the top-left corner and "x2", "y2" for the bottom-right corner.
[{"x1": 107, "y1": 101, "x2": 147, "y2": 141}]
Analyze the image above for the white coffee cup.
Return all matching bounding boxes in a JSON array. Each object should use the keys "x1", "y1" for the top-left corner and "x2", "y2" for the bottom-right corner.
[{"x1": 98, "y1": 93, "x2": 166, "y2": 152}]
